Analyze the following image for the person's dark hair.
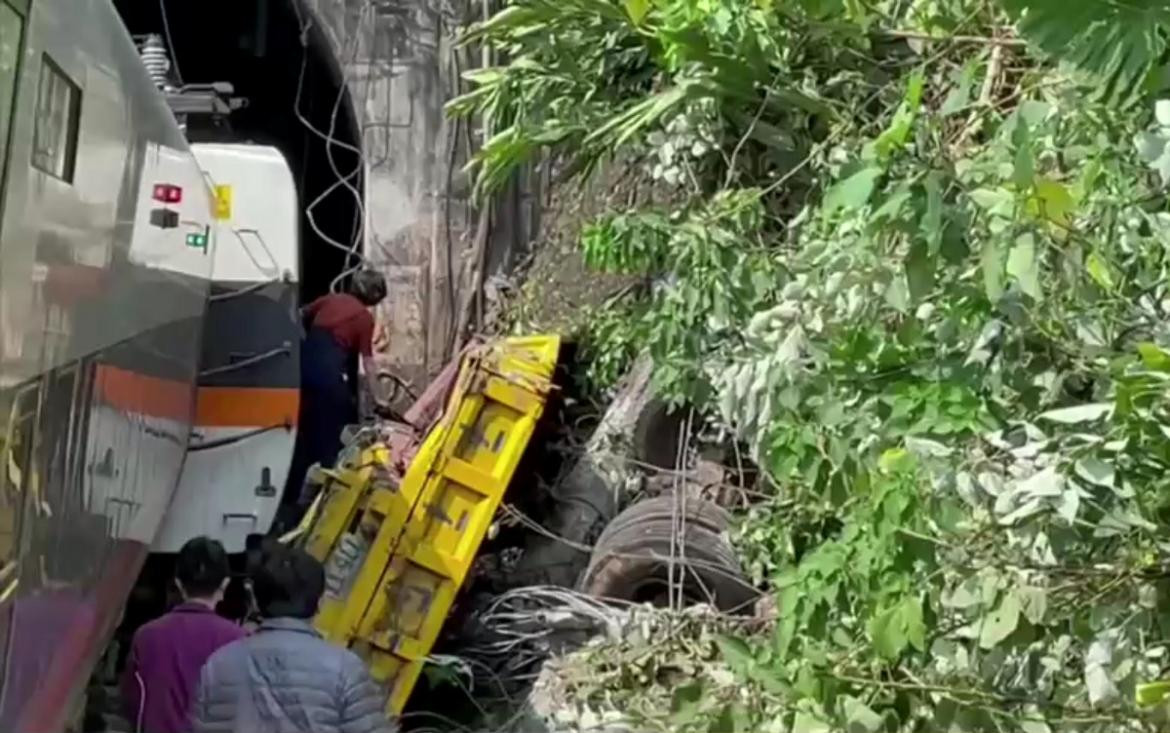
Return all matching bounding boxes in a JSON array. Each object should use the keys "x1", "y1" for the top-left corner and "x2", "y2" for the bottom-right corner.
[
  {"x1": 175, "y1": 536, "x2": 231, "y2": 598},
  {"x1": 348, "y1": 269, "x2": 387, "y2": 307},
  {"x1": 251, "y1": 541, "x2": 325, "y2": 619}
]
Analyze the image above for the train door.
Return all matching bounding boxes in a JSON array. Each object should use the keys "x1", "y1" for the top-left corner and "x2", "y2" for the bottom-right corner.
[
  {"x1": 38, "y1": 361, "x2": 106, "y2": 585},
  {"x1": 0, "y1": 0, "x2": 30, "y2": 706},
  {"x1": 0, "y1": 354, "x2": 115, "y2": 731},
  {"x1": 0, "y1": 0, "x2": 27, "y2": 567},
  {"x1": 0, "y1": 382, "x2": 39, "y2": 584},
  {"x1": 0, "y1": 378, "x2": 42, "y2": 720}
]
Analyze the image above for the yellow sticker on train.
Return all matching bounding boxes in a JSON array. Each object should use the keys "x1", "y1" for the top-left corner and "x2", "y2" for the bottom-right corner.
[{"x1": 213, "y1": 185, "x2": 232, "y2": 220}]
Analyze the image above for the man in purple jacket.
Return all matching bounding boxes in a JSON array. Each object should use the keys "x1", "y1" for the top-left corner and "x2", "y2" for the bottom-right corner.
[{"x1": 121, "y1": 537, "x2": 246, "y2": 733}]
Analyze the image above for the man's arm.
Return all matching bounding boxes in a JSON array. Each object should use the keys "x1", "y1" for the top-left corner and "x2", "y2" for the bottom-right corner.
[
  {"x1": 300, "y1": 296, "x2": 325, "y2": 333},
  {"x1": 302, "y1": 296, "x2": 324, "y2": 319},
  {"x1": 118, "y1": 640, "x2": 143, "y2": 728},
  {"x1": 190, "y1": 665, "x2": 212, "y2": 733},
  {"x1": 338, "y1": 660, "x2": 397, "y2": 733},
  {"x1": 356, "y1": 314, "x2": 388, "y2": 415}
]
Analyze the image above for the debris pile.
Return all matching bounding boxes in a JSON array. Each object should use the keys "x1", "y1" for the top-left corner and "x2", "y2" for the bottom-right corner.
[{"x1": 431, "y1": 588, "x2": 771, "y2": 733}]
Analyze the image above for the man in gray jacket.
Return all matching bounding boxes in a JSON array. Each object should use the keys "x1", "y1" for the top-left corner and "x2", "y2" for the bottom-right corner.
[{"x1": 191, "y1": 542, "x2": 396, "y2": 733}]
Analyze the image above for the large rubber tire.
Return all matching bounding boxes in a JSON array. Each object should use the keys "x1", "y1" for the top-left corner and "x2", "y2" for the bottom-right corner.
[{"x1": 579, "y1": 494, "x2": 757, "y2": 613}]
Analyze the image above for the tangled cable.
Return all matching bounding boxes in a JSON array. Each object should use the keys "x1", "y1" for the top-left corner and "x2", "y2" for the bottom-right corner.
[{"x1": 287, "y1": 0, "x2": 375, "y2": 293}]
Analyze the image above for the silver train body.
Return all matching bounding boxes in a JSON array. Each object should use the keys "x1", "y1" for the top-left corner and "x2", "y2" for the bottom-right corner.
[{"x1": 0, "y1": 0, "x2": 221, "y2": 728}]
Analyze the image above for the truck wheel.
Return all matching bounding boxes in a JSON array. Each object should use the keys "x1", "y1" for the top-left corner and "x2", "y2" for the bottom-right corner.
[{"x1": 579, "y1": 494, "x2": 756, "y2": 613}]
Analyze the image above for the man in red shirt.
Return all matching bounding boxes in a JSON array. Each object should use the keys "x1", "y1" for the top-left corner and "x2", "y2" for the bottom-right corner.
[
  {"x1": 284, "y1": 270, "x2": 387, "y2": 513},
  {"x1": 301, "y1": 282, "x2": 380, "y2": 362}
]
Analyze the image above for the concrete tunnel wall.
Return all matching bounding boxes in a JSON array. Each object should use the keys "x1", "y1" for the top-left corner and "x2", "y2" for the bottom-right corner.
[{"x1": 299, "y1": 0, "x2": 544, "y2": 389}]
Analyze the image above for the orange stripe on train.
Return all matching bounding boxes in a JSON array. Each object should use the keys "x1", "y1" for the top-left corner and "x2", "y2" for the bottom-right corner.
[
  {"x1": 94, "y1": 366, "x2": 300, "y2": 427},
  {"x1": 195, "y1": 386, "x2": 300, "y2": 428},
  {"x1": 94, "y1": 365, "x2": 193, "y2": 421}
]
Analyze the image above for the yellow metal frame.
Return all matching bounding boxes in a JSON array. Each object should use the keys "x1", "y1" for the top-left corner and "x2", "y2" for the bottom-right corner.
[{"x1": 295, "y1": 335, "x2": 560, "y2": 714}]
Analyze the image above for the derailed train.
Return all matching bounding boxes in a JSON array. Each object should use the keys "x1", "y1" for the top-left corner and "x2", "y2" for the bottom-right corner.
[{"x1": 0, "y1": 1, "x2": 304, "y2": 729}]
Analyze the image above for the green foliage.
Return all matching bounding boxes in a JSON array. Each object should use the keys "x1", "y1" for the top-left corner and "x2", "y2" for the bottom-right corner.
[
  {"x1": 447, "y1": 0, "x2": 846, "y2": 200},
  {"x1": 1002, "y1": 0, "x2": 1170, "y2": 105},
  {"x1": 454, "y1": 0, "x2": 1170, "y2": 730},
  {"x1": 578, "y1": 303, "x2": 641, "y2": 394},
  {"x1": 580, "y1": 189, "x2": 780, "y2": 401}
]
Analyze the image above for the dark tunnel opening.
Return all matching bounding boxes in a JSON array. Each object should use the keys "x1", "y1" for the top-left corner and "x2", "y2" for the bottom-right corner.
[{"x1": 113, "y1": 0, "x2": 363, "y2": 301}]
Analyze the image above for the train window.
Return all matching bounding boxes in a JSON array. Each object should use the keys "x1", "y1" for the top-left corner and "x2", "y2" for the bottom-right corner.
[
  {"x1": 31, "y1": 55, "x2": 79, "y2": 182},
  {"x1": 0, "y1": 381, "x2": 40, "y2": 591},
  {"x1": 0, "y1": 4, "x2": 21, "y2": 179}
]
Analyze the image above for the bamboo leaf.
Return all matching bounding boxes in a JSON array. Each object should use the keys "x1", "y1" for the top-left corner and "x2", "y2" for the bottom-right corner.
[
  {"x1": 1001, "y1": 0, "x2": 1170, "y2": 105},
  {"x1": 624, "y1": 0, "x2": 651, "y2": 25}
]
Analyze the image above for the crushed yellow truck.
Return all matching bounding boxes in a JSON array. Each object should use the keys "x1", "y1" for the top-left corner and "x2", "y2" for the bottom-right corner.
[{"x1": 282, "y1": 335, "x2": 561, "y2": 714}]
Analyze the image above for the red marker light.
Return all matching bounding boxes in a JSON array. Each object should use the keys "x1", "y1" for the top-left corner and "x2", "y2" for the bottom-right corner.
[{"x1": 152, "y1": 184, "x2": 182, "y2": 204}]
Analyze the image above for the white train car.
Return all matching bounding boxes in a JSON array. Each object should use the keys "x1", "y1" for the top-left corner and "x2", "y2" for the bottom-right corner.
[
  {"x1": 155, "y1": 142, "x2": 300, "y2": 555},
  {"x1": 0, "y1": 0, "x2": 215, "y2": 729}
]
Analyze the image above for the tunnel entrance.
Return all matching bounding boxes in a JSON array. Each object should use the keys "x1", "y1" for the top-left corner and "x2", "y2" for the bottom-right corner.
[{"x1": 113, "y1": 0, "x2": 363, "y2": 300}]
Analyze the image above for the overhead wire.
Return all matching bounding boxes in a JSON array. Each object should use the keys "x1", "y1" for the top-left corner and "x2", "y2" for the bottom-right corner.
[
  {"x1": 158, "y1": 0, "x2": 183, "y2": 85},
  {"x1": 298, "y1": 46, "x2": 364, "y2": 276},
  {"x1": 287, "y1": 0, "x2": 376, "y2": 292},
  {"x1": 322, "y1": 20, "x2": 406, "y2": 294}
]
